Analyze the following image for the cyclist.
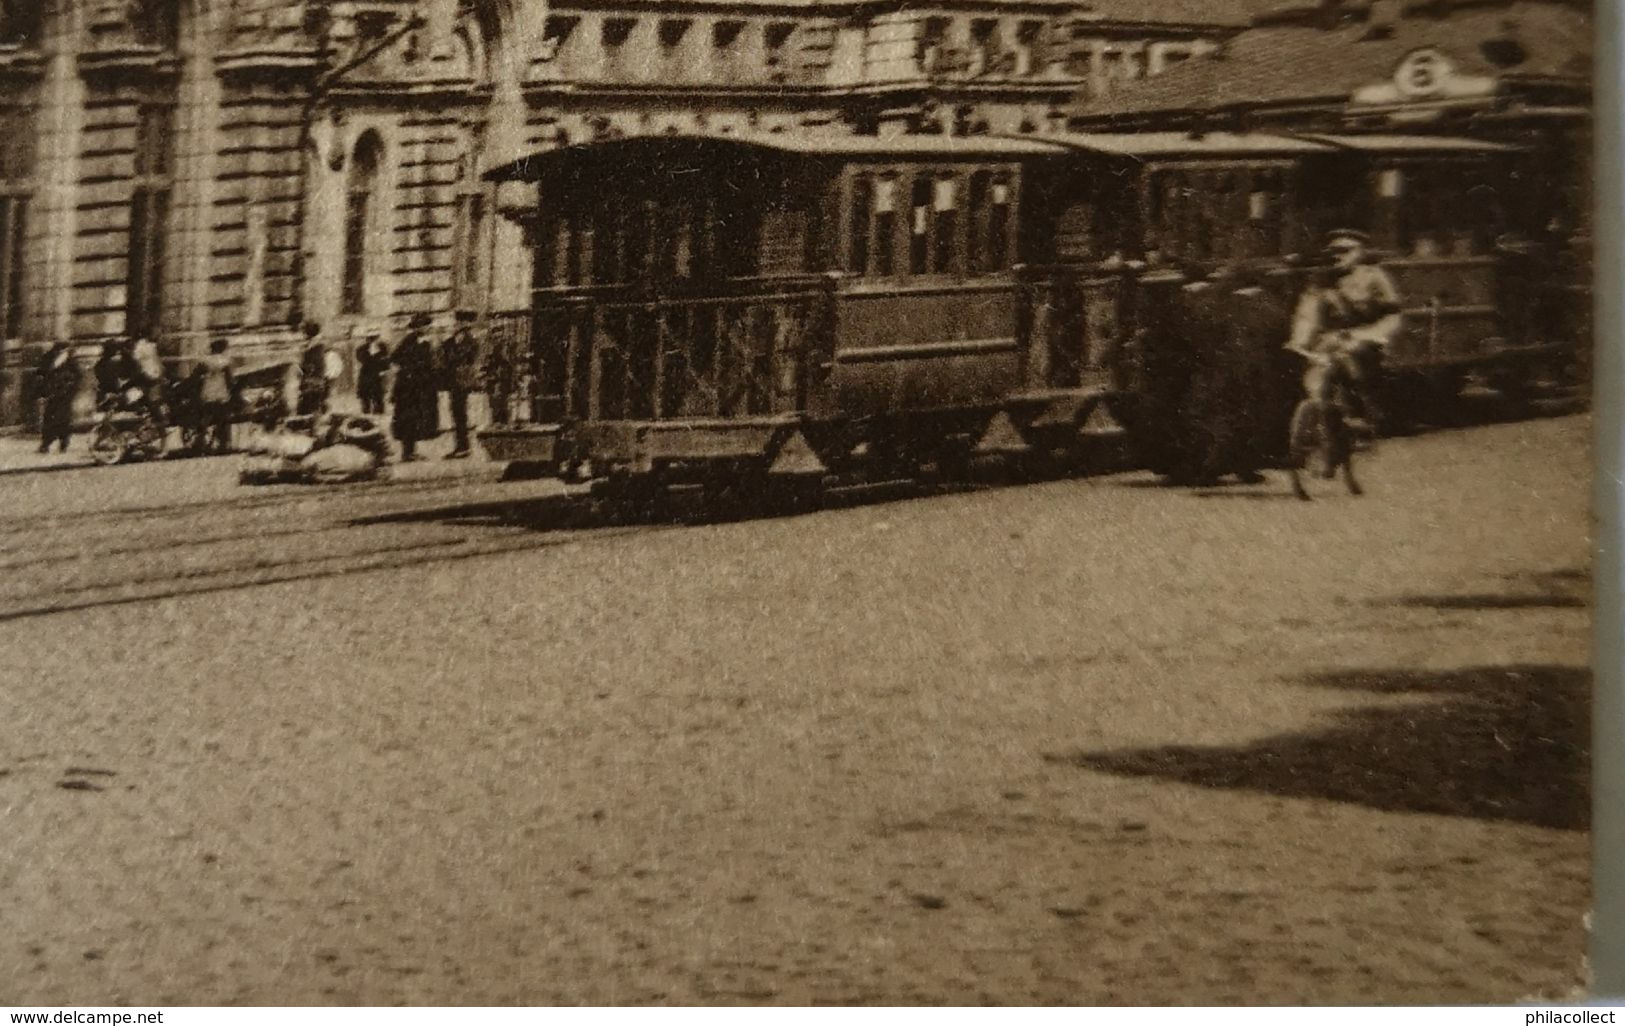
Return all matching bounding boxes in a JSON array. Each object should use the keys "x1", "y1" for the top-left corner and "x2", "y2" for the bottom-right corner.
[{"x1": 1285, "y1": 228, "x2": 1403, "y2": 434}]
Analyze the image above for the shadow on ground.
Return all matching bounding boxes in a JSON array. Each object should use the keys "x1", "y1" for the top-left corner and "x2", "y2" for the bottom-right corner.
[
  {"x1": 351, "y1": 475, "x2": 977, "y2": 533},
  {"x1": 1047, "y1": 664, "x2": 1591, "y2": 830},
  {"x1": 1379, "y1": 568, "x2": 1591, "y2": 612}
]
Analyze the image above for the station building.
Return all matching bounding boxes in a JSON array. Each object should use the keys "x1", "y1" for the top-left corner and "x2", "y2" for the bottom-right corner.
[{"x1": 0, "y1": 0, "x2": 1289, "y2": 426}]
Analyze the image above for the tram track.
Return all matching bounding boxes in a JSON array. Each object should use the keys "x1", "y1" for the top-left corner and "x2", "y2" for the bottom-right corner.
[
  {"x1": 0, "y1": 469, "x2": 496, "y2": 536},
  {"x1": 0, "y1": 520, "x2": 674, "y2": 623}
]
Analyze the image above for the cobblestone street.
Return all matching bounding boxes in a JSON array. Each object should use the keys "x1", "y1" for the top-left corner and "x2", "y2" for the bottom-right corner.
[{"x1": 0, "y1": 414, "x2": 1591, "y2": 1004}]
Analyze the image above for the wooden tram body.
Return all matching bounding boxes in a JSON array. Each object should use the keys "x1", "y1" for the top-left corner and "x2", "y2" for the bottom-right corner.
[
  {"x1": 480, "y1": 128, "x2": 1569, "y2": 481},
  {"x1": 482, "y1": 133, "x2": 1114, "y2": 480}
]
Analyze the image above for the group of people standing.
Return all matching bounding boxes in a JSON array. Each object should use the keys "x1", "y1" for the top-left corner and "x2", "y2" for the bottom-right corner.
[
  {"x1": 295, "y1": 311, "x2": 521, "y2": 463},
  {"x1": 33, "y1": 310, "x2": 521, "y2": 465},
  {"x1": 34, "y1": 334, "x2": 232, "y2": 455}
]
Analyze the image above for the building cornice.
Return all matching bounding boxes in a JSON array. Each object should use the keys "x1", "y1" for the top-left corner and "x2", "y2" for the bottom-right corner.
[
  {"x1": 78, "y1": 48, "x2": 180, "y2": 86},
  {"x1": 550, "y1": 0, "x2": 1082, "y2": 16},
  {"x1": 0, "y1": 45, "x2": 43, "y2": 83},
  {"x1": 328, "y1": 79, "x2": 496, "y2": 105},
  {"x1": 214, "y1": 50, "x2": 323, "y2": 83}
]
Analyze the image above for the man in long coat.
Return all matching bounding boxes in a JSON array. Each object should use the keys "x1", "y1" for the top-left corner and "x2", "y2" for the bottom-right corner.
[
  {"x1": 440, "y1": 310, "x2": 481, "y2": 458},
  {"x1": 355, "y1": 331, "x2": 389, "y2": 415},
  {"x1": 390, "y1": 313, "x2": 440, "y2": 461},
  {"x1": 36, "y1": 341, "x2": 81, "y2": 454},
  {"x1": 297, "y1": 322, "x2": 331, "y2": 416}
]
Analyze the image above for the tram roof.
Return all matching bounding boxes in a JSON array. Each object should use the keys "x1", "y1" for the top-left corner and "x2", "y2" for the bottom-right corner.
[
  {"x1": 1292, "y1": 133, "x2": 1521, "y2": 154},
  {"x1": 1030, "y1": 131, "x2": 1336, "y2": 159},
  {"x1": 484, "y1": 131, "x2": 1068, "y2": 182}
]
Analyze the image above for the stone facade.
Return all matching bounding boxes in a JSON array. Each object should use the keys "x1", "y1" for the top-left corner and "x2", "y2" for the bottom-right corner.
[{"x1": 0, "y1": 0, "x2": 1242, "y2": 426}]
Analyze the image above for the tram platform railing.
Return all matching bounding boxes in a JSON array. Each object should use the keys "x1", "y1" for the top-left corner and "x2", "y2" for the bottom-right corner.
[{"x1": 493, "y1": 275, "x2": 838, "y2": 427}]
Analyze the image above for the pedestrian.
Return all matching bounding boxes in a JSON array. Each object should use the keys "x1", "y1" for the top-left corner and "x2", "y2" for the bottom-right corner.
[
  {"x1": 440, "y1": 309, "x2": 480, "y2": 459},
  {"x1": 92, "y1": 340, "x2": 135, "y2": 404},
  {"x1": 1175, "y1": 263, "x2": 1286, "y2": 483},
  {"x1": 130, "y1": 333, "x2": 168, "y2": 427},
  {"x1": 35, "y1": 341, "x2": 81, "y2": 454},
  {"x1": 132, "y1": 335, "x2": 162, "y2": 386},
  {"x1": 482, "y1": 322, "x2": 518, "y2": 427},
  {"x1": 297, "y1": 322, "x2": 330, "y2": 416},
  {"x1": 356, "y1": 331, "x2": 389, "y2": 414},
  {"x1": 390, "y1": 313, "x2": 440, "y2": 462},
  {"x1": 198, "y1": 337, "x2": 236, "y2": 454}
]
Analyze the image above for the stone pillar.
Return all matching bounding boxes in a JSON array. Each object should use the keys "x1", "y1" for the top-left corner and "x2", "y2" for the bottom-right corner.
[
  {"x1": 163, "y1": 4, "x2": 224, "y2": 356},
  {"x1": 485, "y1": 0, "x2": 537, "y2": 312},
  {"x1": 26, "y1": 3, "x2": 85, "y2": 344}
]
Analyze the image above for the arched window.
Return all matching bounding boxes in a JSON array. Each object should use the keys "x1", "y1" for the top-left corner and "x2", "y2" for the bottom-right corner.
[
  {"x1": 342, "y1": 132, "x2": 384, "y2": 315},
  {"x1": 0, "y1": 106, "x2": 33, "y2": 339},
  {"x1": 126, "y1": 103, "x2": 174, "y2": 339}
]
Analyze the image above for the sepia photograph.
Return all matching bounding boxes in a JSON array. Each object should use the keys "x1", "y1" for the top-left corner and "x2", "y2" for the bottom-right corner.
[{"x1": 0, "y1": 0, "x2": 1606, "y2": 1007}]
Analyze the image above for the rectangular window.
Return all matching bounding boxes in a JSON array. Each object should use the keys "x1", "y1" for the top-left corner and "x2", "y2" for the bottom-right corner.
[
  {"x1": 918, "y1": 17, "x2": 950, "y2": 71},
  {"x1": 126, "y1": 104, "x2": 173, "y2": 337},
  {"x1": 931, "y1": 175, "x2": 958, "y2": 273},
  {"x1": 453, "y1": 192, "x2": 487, "y2": 309},
  {"x1": 0, "y1": 196, "x2": 26, "y2": 339},
  {"x1": 988, "y1": 177, "x2": 1011, "y2": 269},
  {"x1": 909, "y1": 177, "x2": 931, "y2": 274},
  {"x1": 341, "y1": 186, "x2": 369, "y2": 314},
  {"x1": 848, "y1": 174, "x2": 872, "y2": 274},
  {"x1": 970, "y1": 19, "x2": 999, "y2": 74},
  {"x1": 0, "y1": 111, "x2": 34, "y2": 181},
  {"x1": 0, "y1": 108, "x2": 33, "y2": 339},
  {"x1": 126, "y1": 186, "x2": 169, "y2": 336},
  {"x1": 967, "y1": 172, "x2": 990, "y2": 272},
  {"x1": 1015, "y1": 20, "x2": 1043, "y2": 75},
  {"x1": 873, "y1": 176, "x2": 896, "y2": 276}
]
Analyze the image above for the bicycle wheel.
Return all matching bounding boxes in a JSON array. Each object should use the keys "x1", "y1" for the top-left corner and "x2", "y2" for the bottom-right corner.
[
  {"x1": 89, "y1": 422, "x2": 129, "y2": 466},
  {"x1": 134, "y1": 418, "x2": 167, "y2": 461},
  {"x1": 1288, "y1": 400, "x2": 1360, "y2": 500}
]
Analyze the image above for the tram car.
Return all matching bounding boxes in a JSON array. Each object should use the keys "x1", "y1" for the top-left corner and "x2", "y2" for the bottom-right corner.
[
  {"x1": 479, "y1": 128, "x2": 1571, "y2": 484},
  {"x1": 480, "y1": 132, "x2": 1126, "y2": 484}
]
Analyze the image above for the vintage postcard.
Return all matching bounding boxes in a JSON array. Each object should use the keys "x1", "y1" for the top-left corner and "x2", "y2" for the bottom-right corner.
[{"x1": 0, "y1": 0, "x2": 1602, "y2": 1007}]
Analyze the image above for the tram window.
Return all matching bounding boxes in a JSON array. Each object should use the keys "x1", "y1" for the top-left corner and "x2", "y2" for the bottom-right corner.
[
  {"x1": 849, "y1": 174, "x2": 872, "y2": 273},
  {"x1": 967, "y1": 171, "x2": 991, "y2": 272},
  {"x1": 1248, "y1": 170, "x2": 1286, "y2": 257},
  {"x1": 873, "y1": 176, "x2": 897, "y2": 275},
  {"x1": 592, "y1": 208, "x2": 620, "y2": 283},
  {"x1": 931, "y1": 175, "x2": 958, "y2": 274},
  {"x1": 909, "y1": 176, "x2": 931, "y2": 274},
  {"x1": 988, "y1": 176, "x2": 1011, "y2": 269},
  {"x1": 625, "y1": 200, "x2": 654, "y2": 277},
  {"x1": 562, "y1": 219, "x2": 583, "y2": 285}
]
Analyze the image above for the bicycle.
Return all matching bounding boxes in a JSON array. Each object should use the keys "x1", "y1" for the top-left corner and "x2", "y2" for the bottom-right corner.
[
  {"x1": 1286, "y1": 349, "x2": 1369, "y2": 501},
  {"x1": 89, "y1": 386, "x2": 168, "y2": 466}
]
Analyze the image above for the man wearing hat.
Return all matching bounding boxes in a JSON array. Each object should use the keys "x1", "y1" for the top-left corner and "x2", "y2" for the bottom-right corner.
[
  {"x1": 355, "y1": 329, "x2": 389, "y2": 415},
  {"x1": 390, "y1": 313, "x2": 440, "y2": 461},
  {"x1": 297, "y1": 321, "x2": 331, "y2": 416},
  {"x1": 439, "y1": 310, "x2": 481, "y2": 459},
  {"x1": 1286, "y1": 228, "x2": 1403, "y2": 430}
]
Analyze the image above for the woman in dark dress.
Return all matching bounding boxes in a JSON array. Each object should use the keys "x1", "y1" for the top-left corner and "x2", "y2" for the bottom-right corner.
[
  {"x1": 36, "y1": 341, "x2": 81, "y2": 454},
  {"x1": 390, "y1": 315, "x2": 440, "y2": 461}
]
